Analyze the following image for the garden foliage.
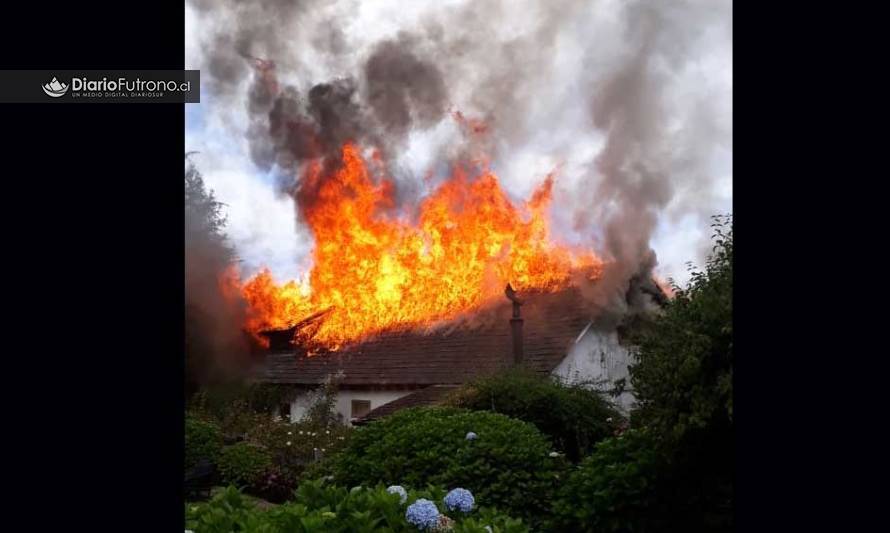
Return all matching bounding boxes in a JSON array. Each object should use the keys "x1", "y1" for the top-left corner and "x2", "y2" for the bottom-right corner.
[
  {"x1": 321, "y1": 407, "x2": 565, "y2": 527},
  {"x1": 188, "y1": 377, "x2": 351, "y2": 501},
  {"x1": 552, "y1": 215, "x2": 734, "y2": 532},
  {"x1": 185, "y1": 415, "x2": 224, "y2": 470},
  {"x1": 447, "y1": 368, "x2": 621, "y2": 461},
  {"x1": 552, "y1": 429, "x2": 669, "y2": 532},
  {"x1": 218, "y1": 442, "x2": 273, "y2": 488},
  {"x1": 186, "y1": 482, "x2": 528, "y2": 533},
  {"x1": 629, "y1": 214, "x2": 733, "y2": 440}
]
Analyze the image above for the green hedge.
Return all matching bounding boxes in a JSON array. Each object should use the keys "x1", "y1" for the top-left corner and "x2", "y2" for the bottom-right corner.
[
  {"x1": 186, "y1": 482, "x2": 528, "y2": 533},
  {"x1": 185, "y1": 416, "x2": 223, "y2": 470},
  {"x1": 323, "y1": 407, "x2": 565, "y2": 528},
  {"x1": 552, "y1": 429, "x2": 669, "y2": 532},
  {"x1": 448, "y1": 369, "x2": 622, "y2": 461},
  {"x1": 217, "y1": 442, "x2": 273, "y2": 489}
]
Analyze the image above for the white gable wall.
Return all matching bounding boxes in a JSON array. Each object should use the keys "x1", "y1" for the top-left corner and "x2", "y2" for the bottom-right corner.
[{"x1": 551, "y1": 325, "x2": 637, "y2": 413}]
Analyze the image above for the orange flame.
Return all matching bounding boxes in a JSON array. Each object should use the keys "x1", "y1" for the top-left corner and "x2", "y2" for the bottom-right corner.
[{"x1": 240, "y1": 143, "x2": 602, "y2": 347}]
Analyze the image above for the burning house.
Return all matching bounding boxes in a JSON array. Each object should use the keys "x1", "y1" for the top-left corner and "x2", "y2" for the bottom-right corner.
[
  {"x1": 227, "y1": 140, "x2": 658, "y2": 425},
  {"x1": 224, "y1": 130, "x2": 672, "y2": 425},
  {"x1": 250, "y1": 280, "x2": 657, "y2": 425},
  {"x1": 187, "y1": 0, "x2": 730, "y2": 427}
]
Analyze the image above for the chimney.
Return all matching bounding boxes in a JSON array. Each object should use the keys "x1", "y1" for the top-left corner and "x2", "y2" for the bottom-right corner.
[{"x1": 504, "y1": 284, "x2": 524, "y2": 366}]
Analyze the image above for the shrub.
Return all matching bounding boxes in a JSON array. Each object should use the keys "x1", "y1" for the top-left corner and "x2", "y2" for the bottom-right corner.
[
  {"x1": 187, "y1": 377, "x2": 351, "y2": 501},
  {"x1": 185, "y1": 416, "x2": 223, "y2": 470},
  {"x1": 629, "y1": 214, "x2": 733, "y2": 440},
  {"x1": 244, "y1": 415, "x2": 351, "y2": 501},
  {"x1": 322, "y1": 407, "x2": 565, "y2": 528},
  {"x1": 448, "y1": 369, "x2": 622, "y2": 461},
  {"x1": 552, "y1": 429, "x2": 669, "y2": 532},
  {"x1": 217, "y1": 442, "x2": 273, "y2": 489},
  {"x1": 623, "y1": 215, "x2": 733, "y2": 530},
  {"x1": 186, "y1": 482, "x2": 529, "y2": 533}
]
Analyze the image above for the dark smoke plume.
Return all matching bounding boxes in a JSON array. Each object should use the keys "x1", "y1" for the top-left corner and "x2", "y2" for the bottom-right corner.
[
  {"x1": 364, "y1": 33, "x2": 448, "y2": 137},
  {"x1": 187, "y1": 0, "x2": 731, "y2": 318}
]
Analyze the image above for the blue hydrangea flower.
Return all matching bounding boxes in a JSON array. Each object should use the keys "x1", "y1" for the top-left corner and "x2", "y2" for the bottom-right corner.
[
  {"x1": 444, "y1": 488, "x2": 475, "y2": 513},
  {"x1": 406, "y1": 498, "x2": 440, "y2": 530},
  {"x1": 465, "y1": 431, "x2": 478, "y2": 441},
  {"x1": 387, "y1": 485, "x2": 408, "y2": 504}
]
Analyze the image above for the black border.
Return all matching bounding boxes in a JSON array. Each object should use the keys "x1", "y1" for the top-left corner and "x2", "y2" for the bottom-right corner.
[
  {"x1": 5, "y1": 5, "x2": 184, "y2": 530},
  {"x1": 4, "y1": 2, "x2": 860, "y2": 530}
]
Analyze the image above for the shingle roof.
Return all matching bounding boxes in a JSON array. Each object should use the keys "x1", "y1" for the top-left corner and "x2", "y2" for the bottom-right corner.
[
  {"x1": 352, "y1": 385, "x2": 460, "y2": 425},
  {"x1": 253, "y1": 286, "x2": 594, "y2": 387}
]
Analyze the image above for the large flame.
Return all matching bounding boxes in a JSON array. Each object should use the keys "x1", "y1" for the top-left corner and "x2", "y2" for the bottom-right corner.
[{"x1": 240, "y1": 143, "x2": 602, "y2": 347}]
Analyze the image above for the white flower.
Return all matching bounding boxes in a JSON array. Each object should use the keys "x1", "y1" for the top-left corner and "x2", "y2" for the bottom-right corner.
[
  {"x1": 325, "y1": 430, "x2": 330, "y2": 434},
  {"x1": 484, "y1": 527, "x2": 493, "y2": 533},
  {"x1": 286, "y1": 441, "x2": 292, "y2": 446},
  {"x1": 549, "y1": 452, "x2": 560, "y2": 457},
  {"x1": 299, "y1": 431, "x2": 304, "y2": 435},
  {"x1": 321, "y1": 448, "x2": 326, "y2": 452},
  {"x1": 287, "y1": 431, "x2": 292, "y2": 435},
  {"x1": 606, "y1": 417, "x2": 613, "y2": 423}
]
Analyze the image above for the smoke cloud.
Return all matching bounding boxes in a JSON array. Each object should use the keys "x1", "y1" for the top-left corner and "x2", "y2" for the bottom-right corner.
[
  {"x1": 186, "y1": 0, "x2": 732, "y2": 317},
  {"x1": 184, "y1": 158, "x2": 251, "y2": 386}
]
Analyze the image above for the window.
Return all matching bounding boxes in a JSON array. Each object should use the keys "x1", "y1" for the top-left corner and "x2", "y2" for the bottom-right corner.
[{"x1": 351, "y1": 399, "x2": 371, "y2": 419}]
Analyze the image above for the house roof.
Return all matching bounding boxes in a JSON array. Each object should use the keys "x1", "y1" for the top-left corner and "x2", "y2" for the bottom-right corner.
[
  {"x1": 253, "y1": 285, "x2": 595, "y2": 387},
  {"x1": 352, "y1": 385, "x2": 460, "y2": 425}
]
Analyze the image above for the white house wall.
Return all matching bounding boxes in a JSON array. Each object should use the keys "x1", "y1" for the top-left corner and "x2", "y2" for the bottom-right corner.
[
  {"x1": 288, "y1": 388, "x2": 416, "y2": 425},
  {"x1": 283, "y1": 327, "x2": 637, "y2": 423},
  {"x1": 551, "y1": 325, "x2": 637, "y2": 413}
]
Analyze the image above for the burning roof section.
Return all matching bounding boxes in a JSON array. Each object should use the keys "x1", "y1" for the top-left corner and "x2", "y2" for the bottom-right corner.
[{"x1": 254, "y1": 285, "x2": 594, "y2": 387}]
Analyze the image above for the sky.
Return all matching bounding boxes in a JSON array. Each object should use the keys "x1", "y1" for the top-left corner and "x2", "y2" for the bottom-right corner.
[{"x1": 185, "y1": 0, "x2": 732, "y2": 287}]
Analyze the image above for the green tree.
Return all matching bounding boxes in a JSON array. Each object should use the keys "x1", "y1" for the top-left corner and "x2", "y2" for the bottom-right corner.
[
  {"x1": 625, "y1": 214, "x2": 733, "y2": 531},
  {"x1": 630, "y1": 214, "x2": 732, "y2": 439},
  {"x1": 185, "y1": 155, "x2": 233, "y2": 263},
  {"x1": 184, "y1": 156, "x2": 247, "y2": 397}
]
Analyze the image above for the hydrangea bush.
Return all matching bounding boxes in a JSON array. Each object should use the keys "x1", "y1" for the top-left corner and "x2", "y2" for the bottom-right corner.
[
  {"x1": 444, "y1": 488, "x2": 475, "y2": 513},
  {"x1": 321, "y1": 407, "x2": 566, "y2": 528},
  {"x1": 186, "y1": 482, "x2": 529, "y2": 533},
  {"x1": 388, "y1": 484, "x2": 408, "y2": 504},
  {"x1": 406, "y1": 498, "x2": 440, "y2": 530}
]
